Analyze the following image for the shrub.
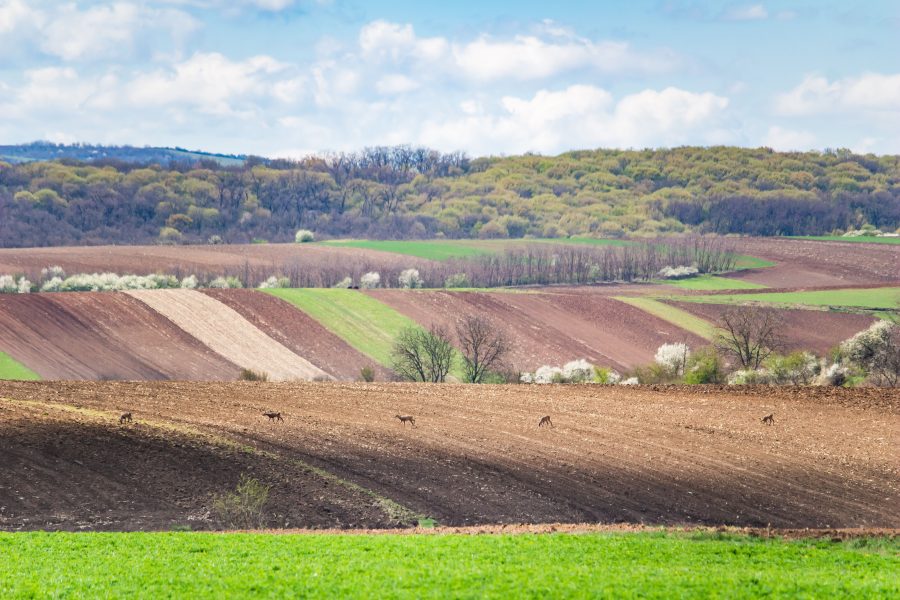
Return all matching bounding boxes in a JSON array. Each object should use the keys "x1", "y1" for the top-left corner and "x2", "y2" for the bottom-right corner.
[
  {"x1": 727, "y1": 369, "x2": 773, "y2": 385},
  {"x1": 180, "y1": 275, "x2": 198, "y2": 289},
  {"x1": 657, "y1": 265, "x2": 699, "y2": 279},
  {"x1": 40, "y1": 277, "x2": 63, "y2": 292},
  {"x1": 444, "y1": 273, "x2": 470, "y2": 288},
  {"x1": 765, "y1": 351, "x2": 820, "y2": 385},
  {"x1": 619, "y1": 377, "x2": 640, "y2": 385},
  {"x1": 211, "y1": 475, "x2": 270, "y2": 530},
  {"x1": 17, "y1": 277, "x2": 32, "y2": 294},
  {"x1": 655, "y1": 343, "x2": 691, "y2": 376},
  {"x1": 840, "y1": 321, "x2": 900, "y2": 387},
  {"x1": 360, "y1": 272, "x2": 381, "y2": 289},
  {"x1": 257, "y1": 275, "x2": 290, "y2": 289},
  {"x1": 0, "y1": 275, "x2": 17, "y2": 293},
  {"x1": 238, "y1": 368, "x2": 268, "y2": 382},
  {"x1": 332, "y1": 276, "x2": 353, "y2": 289},
  {"x1": 533, "y1": 365, "x2": 564, "y2": 384},
  {"x1": 359, "y1": 366, "x2": 375, "y2": 382},
  {"x1": 294, "y1": 229, "x2": 315, "y2": 243},
  {"x1": 818, "y1": 362, "x2": 848, "y2": 387},
  {"x1": 398, "y1": 268, "x2": 423, "y2": 289},
  {"x1": 209, "y1": 276, "x2": 243, "y2": 289},
  {"x1": 40, "y1": 265, "x2": 65, "y2": 281},
  {"x1": 562, "y1": 359, "x2": 594, "y2": 383},
  {"x1": 683, "y1": 347, "x2": 725, "y2": 384},
  {"x1": 159, "y1": 227, "x2": 182, "y2": 243},
  {"x1": 207, "y1": 235, "x2": 223, "y2": 245},
  {"x1": 593, "y1": 366, "x2": 621, "y2": 384},
  {"x1": 631, "y1": 362, "x2": 680, "y2": 384}
]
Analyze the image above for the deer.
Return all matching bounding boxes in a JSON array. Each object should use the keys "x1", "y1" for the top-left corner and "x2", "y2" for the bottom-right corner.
[
  {"x1": 263, "y1": 411, "x2": 284, "y2": 423},
  {"x1": 538, "y1": 415, "x2": 553, "y2": 428},
  {"x1": 761, "y1": 413, "x2": 774, "y2": 425},
  {"x1": 119, "y1": 412, "x2": 132, "y2": 425},
  {"x1": 395, "y1": 415, "x2": 416, "y2": 427}
]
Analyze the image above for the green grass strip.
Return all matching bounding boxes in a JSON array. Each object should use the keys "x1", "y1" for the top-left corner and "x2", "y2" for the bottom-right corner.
[
  {"x1": 320, "y1": 238, "x2": 632, "y2": 261},
  {"x1": 1, "y1": 532, "x2": 897, "y2": 598},
  {"x1": 732, "y1": 254, "x2": 777, "y2": 270},
  {"x1": 0, "y1": 351, "x2": 40, "y2": 381},
  {"x1": 657, "y1": 275, "x2": 767, "y2": 291},
  {"x1": 790, "y1": 235, "x2": 900, "y2": 245},
  {"x1": 264, "y1": 288, "x2": 418, "y2": 367},
  {"x1": 616, "y1": 296, "x2": 718, "y2": 341},
  {"x1": 674, "y1": 287, "x2": 900, "y2": 311}
]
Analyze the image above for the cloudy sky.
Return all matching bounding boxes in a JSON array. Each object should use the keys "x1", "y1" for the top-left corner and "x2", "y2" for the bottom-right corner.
[{"x1": 1, "y1": 1, "x2": 898, "y2": 157}]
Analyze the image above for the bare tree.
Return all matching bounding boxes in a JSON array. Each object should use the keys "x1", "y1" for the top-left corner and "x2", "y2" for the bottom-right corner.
[
  {"x1": 391, "y1": 324, "x2": 454, "y2": 383},
  {"x1": 455, "y1": 314, "x2": 512, "y2": 383},
  {"x1": 715, "y1": 305, "x2": 785, "y2": 370}
]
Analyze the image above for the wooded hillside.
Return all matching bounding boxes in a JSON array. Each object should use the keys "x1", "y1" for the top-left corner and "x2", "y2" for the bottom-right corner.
[{"x1": 1, "y1": 145, "x2": 898, "y2": 247}]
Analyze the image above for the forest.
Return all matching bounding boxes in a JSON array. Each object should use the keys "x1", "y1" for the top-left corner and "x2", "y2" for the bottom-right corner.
[{"x1": 1, "y1": 145, "x2": 899, "y2": 247}]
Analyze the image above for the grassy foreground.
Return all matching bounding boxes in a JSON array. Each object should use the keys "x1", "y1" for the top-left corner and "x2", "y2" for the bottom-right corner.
[
  {"x1": 0, "y1": 351, "x2": 40, "y2": 381},
  {"x1": 1, "y1": 532, "x2": 896, "y2": 598}
]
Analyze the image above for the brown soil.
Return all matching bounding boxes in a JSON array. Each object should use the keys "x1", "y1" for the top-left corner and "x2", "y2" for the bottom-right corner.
[
  {"x1": 0, "y1": 293, "x2": 238, "y2": 380},
  {"x1": 729, "y1": 238, "x2": 900, "y2": 287},
  {"x1": 202, "y1": 289, "x2": 391, "y2": 381},
  {"x1": 667, "y1": 301, "x2": 876, "y2": 355},
  {"x1": 125, "y1": 290, "x2": 329, "y2": 381},
  {"x1": 369, "y1": 290, "x2": 707, "y2": 371},
  {"x1": 1, "y1": 381, "x2": 896, "y2": 532}
]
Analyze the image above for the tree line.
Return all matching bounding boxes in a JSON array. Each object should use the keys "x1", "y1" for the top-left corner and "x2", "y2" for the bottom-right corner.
[{"x1": 2, "y1": 145, "x2": 899, "y2": 248}]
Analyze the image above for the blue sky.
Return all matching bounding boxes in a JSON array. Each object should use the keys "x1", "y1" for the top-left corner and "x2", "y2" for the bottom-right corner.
[{"x1": 1, "y1": 0, "x2": 899, "y2": 157}]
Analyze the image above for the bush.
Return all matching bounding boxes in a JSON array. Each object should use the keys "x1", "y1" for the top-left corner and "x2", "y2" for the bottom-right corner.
[
  {"x1": 294, "y1": 229, "x2": 315, "y2": 243},
  {"x1": 840, "y1": 321, "x2": 900, "y2": 387},
  {"x1": 211, "y1": 475, "x2": 271, "y2": 529},
  {"x1": 40, "y1": 265, "x2": 65, "y2": 281},
  {"x1": 209, "y1": 276, "x2": 243, "y2": 289},
  {"x1": 657, "y1": 265, "x2": 699, "y2": 279},
  {"x1": 655, "y1": 343, "x2": 691, "y2": 376},
  {"x1": 207, "y1": 235, "x2": 223, "y2": 245},
  {"x1": 592, "y1": 366, "x2": 621, "y2": 384},
  {"x1": 359, "y1": 366, "x2": 375, "y2": 382},
  {"x1": 562, "y1": 359, "x2": 594, "y2": 383},
  {"x1": 0, "y1": 275, "x2": 17, "y2": 293},
  {"x1": 360, "y1": 272, "x2": 381, "y2": 289},
  {"x1": 817, "y1": 362, "x2": 848, "y2": 387},
  {"x1": 683, "y1": 347, "x2": 725, "y2": 384},
  {"x1": 238, "y1": 368, "x2": 268, "y2": 382},
  {"x1": 444, "y1": 273, "x2": 470, "y2": 288},
  {"x1": 765, "y1": 351, "x2": 820, "y2": 385},
  {"x1": 257, "y1": 275, "x2": 291, "y2": 289},
  {"x1": 332, "y1": 277, "x2": 353, "y2": 289},
  {"x1": 619, "y1": 377, "x2": 640, "y2": 385},
  {"x1": 180, "y1": 275, "x2": 198, "y2": 289},
  {"x1": 398, "y1": 268, "x2": 423, "y2": 289},
  {"x1": 727, "y1": 369, "x2": 773, "y2": 385}
]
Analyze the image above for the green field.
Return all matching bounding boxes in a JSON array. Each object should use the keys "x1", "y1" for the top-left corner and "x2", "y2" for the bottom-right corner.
[
  {"x1": 676, "y1": 287, "x2": 900, "y2": 311},
  {"x1": 791, "y1": 235, "x2": 900, "y2": 245},
  {"x1": 732, "y1": 254, "x2": 777, "y2": 270},
  {"x1": 1, "y1": 532, "x2": 896, "y2": 598},
  {"x1": 264, "y1": 288, "x2": 418, "y2": 367},
  {"x1": 616, "y1": 297, "x2": 719, "y2": 340},
  {"x1": 0, "y1": 351, "x2": 40, "y2": 381},
  {"x1": 320, "y1": 238, "x2": 630, "y2": 261},
  {"x1": 659, "y1": 275, "x2": 767, "y2": 291}
]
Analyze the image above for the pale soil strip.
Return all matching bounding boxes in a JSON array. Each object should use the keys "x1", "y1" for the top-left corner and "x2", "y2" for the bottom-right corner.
[{"x1": 125, "y1": 289, "x2": 330, "y2": 381}]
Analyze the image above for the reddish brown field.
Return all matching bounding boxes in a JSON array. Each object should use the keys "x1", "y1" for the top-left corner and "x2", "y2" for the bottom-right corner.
[
  {"x1": 729, "y1": 238, "x2": 900, "y2": 287},
  {"x1": 667, "y1": 301, "x2": 877, "y2": 355},
  {"x1": 1, "y1": 381, "x2": 896, "y2": 532},
  {"x1": 203, "y1": 289, "x2": 390, "y2": 381},
  {"x1": 369, "y1": 290, "x2": 707, "y2": 371},
  {"x1": 0, "y1": 293, "x2": 238, "y2": 380}
]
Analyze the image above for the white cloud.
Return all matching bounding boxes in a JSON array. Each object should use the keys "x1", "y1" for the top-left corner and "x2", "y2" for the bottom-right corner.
[
  {"x1": 763, "y1": 126, "x2": 815, "y2": 150},
  {"x1": 722, "y1": 4, "x2": 769, "y2": 21},
  {"x1": 375, "y1": 73, "x2": 419, "y2": 95},
  {"x1": 358, "y1": 20, "x2": 448, "y2": 63},
  {"x1": 419, "y1": 85, "x2": 731, "y2": 155},
  {"x1": 776, "y1": 73, "x2": 900, "y2": 115}
]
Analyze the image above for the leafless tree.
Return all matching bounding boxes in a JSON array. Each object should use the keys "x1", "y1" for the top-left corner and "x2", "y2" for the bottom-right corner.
[
  {"x1": 391, "y1": 324, "x2": 454, "y2": 383},
  {"x1": 715, "y1": 305, "x2": 785, "y2": 369},
  {"x1": 455, "y1": 314, "x2": 512, "y2": 383}
]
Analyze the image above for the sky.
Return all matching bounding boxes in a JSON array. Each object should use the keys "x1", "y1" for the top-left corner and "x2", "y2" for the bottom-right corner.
[{"x1": 1, "y1": 0, "x2": 899, "y2": 158}]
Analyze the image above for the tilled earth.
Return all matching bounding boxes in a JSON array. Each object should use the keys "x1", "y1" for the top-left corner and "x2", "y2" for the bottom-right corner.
[{"x1": 0, "y1": 382, "x2": 897, "y2": 532}]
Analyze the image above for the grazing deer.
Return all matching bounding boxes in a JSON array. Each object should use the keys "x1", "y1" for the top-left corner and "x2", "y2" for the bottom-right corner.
[
  {"x1": 761, "y1": 413, "x2": 774, "y2": 425},
  {"x1": 263, "y1": 411, "x2": 284, "y2": 423},
  {"x1": 395, "y1": 415, "x2": 416, "y2": 427},
  {"x1": 538, "y1": 415, "x2": 553, "y2": 428},
  {"x1": 119, "y1": 412, "x2": 132, "y2": 424}
]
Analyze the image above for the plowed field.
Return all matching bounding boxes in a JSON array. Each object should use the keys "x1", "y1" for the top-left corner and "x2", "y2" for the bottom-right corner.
[
  {"x1": 0, "y1": 293, "x2": 238, "y2": 380},
  {"x1": 369, "y1": 290, "x2": 707, "y2": 370},
  {"x1": 1, "y1": 381, "x2": 896, "y2": 531},
  {"x1": 125, "y1": 290, "x2": 329, "y2": 381}
]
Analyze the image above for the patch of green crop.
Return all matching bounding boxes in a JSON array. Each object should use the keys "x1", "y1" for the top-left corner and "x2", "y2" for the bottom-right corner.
[
  {"x1": 320, "y1": 238, "x2": 630, "y2": 261},
  {"x1": 263, "y1": 288, "x2": 419, "y2": 367},
  {"x1": 658, "y1": 275, "x2": 767, "y2": 291},
  {"x1": 616, "y1": 296, "x2": 719, "y2": 340},
  {"x1": 732, "y1": 254, "x2": 777, "y2": 270},
  {"x1": 675, "y1": 287, "x2": 900, "y2": 311},
  {"x1": 0, "y1": 532, "x2": 897, "y2": 598},
  {"x1": 790, "y1": 235, "x2": 900, "y2": 245},
  {"x1": 0, "y1": 351, "x2": 40, "y2": 380}
]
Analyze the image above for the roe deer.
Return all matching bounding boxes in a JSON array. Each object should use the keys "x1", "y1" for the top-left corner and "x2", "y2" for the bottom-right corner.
[
  {"x1": 395, "y1": 415, "x2": 416, "y2": 427},
  {"x1": 761, "y1": 413, "x2": 774, "y2": 425},
  {"x1": 119, "y1": 412, "x2": 132, "y2": 424},
  {"x1": 263, "y1": 411, "x2": 284, "y2": 423},
  {"x1": 538, "y1": 415, "x2": 553, "y2": 428}
]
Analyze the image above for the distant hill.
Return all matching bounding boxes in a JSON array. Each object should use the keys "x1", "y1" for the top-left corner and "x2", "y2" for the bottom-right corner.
[
  {"x1": 0, "y1": 145, "x2": 898, "y2": 247},
  {"x1": 0, "y1": 142, "x2": 247, "y2": 167}
]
